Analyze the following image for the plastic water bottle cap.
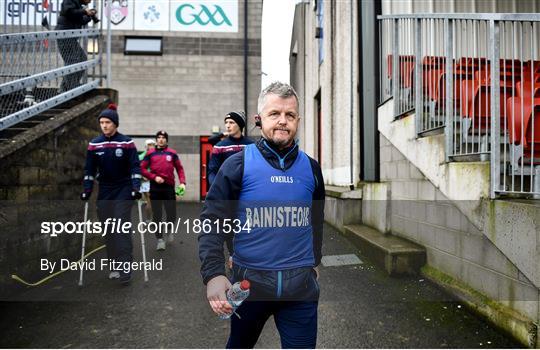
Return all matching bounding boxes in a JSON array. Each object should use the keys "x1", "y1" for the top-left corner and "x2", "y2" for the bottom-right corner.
[{"x1": 240, "y1": 280, "x2": 250, "y2": 290}]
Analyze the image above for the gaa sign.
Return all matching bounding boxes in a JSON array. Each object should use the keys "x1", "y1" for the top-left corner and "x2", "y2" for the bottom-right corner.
[
  {"x1": 1, "y1": 0, "x2": 238, "y2": 33},
  {"x1": 170, "y1": 0, "x2": 238, "y2": 33}
]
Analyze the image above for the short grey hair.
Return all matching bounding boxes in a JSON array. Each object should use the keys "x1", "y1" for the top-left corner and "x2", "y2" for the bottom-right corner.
[{"x1": 257, "y1": 81, "x2": 299, "y2": 114}]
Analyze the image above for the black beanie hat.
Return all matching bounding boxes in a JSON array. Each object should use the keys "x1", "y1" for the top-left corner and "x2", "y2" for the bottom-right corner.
[
  {"x1": 224, "y1": 111, "x2": 246, "y2": 131},
  {"x1": 99, "y1": 103, "x2": 119, "y2": 127},
  {"x1": 156, "y1": 130, "x2": 168, "y2": 141}
]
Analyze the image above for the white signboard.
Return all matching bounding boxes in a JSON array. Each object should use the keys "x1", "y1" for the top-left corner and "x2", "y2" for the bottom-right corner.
[
  {"x1": 104, "y1": 0, "x2": 134, "y2": 30},
  {"x1": 1, "y1": 0, "x2": 239, "y2": 33},
  {"x1": 170, "y1": 0, "x2": 238, "y2": 33},
  {"x1": 134, "y1": 0, "x2": 169, "y2": 31},
  {"x1": 1, "y1": 0, "x2": 58, "y2": 27}
]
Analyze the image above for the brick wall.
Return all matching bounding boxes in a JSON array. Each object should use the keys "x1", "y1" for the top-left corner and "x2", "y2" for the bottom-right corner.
[
  {"x1": 106, "y1": 0, "x2": 263, "y2": 200},
  {"x1": 0, "y1": 91, "x2": 114, "y2": 298}
]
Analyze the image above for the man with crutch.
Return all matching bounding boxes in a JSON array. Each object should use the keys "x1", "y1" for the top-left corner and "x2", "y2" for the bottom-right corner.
[{"x1": 80, "y1": 103, "x2": 142, "y2": 285}]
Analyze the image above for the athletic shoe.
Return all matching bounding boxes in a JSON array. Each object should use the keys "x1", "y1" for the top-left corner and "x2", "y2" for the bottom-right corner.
[
  {"x1": 156, "y1": 239, "x2": 166, "y2": 251},
  {"x1": 109, "y1": 271, "x2": 120, "y2": 279}
]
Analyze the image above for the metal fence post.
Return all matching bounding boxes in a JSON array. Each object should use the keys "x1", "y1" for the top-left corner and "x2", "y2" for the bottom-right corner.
[
  {"x1": 415, "y1": 18, "x2": 422, "y2": 136},
  {"x1": 444, "y1": 18, "x2": 454, "y2": 162},
  {"x1": 489, "y1": 20, "x2": 501, "y2": 198},
  {"x1": 106, "y1": 3, "x2": 112, "y2": 88},
  {"x1": 392, "y1": 18, "x2": 399, "y2": 117}
]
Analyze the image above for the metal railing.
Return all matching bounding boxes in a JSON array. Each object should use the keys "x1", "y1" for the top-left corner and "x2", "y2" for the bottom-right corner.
[
  {"x1": 1, "y1": 0, "x2": 107, "y2": 132},
  {"x1": 378, "y1": 14, "x2": 540, "y2": 198},
  {"x1": 379, "y1": 18, "x2": 415, "y2": 115}
]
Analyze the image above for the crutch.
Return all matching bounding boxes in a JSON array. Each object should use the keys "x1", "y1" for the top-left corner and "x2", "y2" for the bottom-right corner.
[
  {"x1": 138, "y1": 200, "x2": 149, "y2": 282},
  {"x1": 78, "y1": 202, "x2": 89, "y2": 286}
]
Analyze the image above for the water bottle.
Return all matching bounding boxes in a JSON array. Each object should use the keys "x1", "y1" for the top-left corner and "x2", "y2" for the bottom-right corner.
[{"x1": 219, "y1": 280, "x2": 250, "y2": 320}]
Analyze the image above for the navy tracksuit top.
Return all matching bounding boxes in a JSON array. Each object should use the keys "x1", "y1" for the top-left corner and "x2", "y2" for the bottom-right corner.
[
  {"x1": 83, "y1": 132, "x2": 142, "y2": 194},
  {"x1": 207, "y1": 135, "x2": 254, "y2": 186}
]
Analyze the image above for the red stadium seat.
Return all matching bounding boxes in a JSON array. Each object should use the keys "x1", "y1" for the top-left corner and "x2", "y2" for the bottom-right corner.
[
  {"x1": 425, "y1": 57, "x2": 498, "y2": 114},
  {"x1": 460, "y1": 71, "x2": 515, "y2": 121},
  {"x1": 505, "y1": 97, "x2": 540, "y2": 149},
  {"x1": 516, "y1": 81, "x2": 540, "y2": 99},
  {"x1": 387, "y1": 54, "x2": 415, "y2": 85}
]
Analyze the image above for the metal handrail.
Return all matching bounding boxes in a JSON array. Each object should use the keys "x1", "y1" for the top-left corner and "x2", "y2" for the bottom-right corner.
[
  {"x1": 0, "y1": 59, "x2": 99, "y2": 96},
  {"x1": 378, "y1": 13, "x2": 540, "y2": 21},
  {"x1": 0, "y1": 29, "x2": 100, "y2": 44},
  {"x1": 378, "y1": 14, "x2": 540, "y2": 198},
  {"x1": 0, "y1": 81, "x2": 99, "y2": 130}
]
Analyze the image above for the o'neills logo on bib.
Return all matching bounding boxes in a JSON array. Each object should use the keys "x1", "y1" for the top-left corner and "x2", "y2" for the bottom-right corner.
[{"x1": 270, "y1": 176, "x2": 293, "y2": 184}]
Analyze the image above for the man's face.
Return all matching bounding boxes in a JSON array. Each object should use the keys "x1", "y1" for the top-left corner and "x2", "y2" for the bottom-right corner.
[
  {"x1": 224, "y1": 118, "x2": 241, "y2": 137},
  {"x1": 100, "y1": 118, "x2": 117, "y2": 137},
  {"x1": 156, "y1": 135, "x2": 167, "y2": 147},
  {"x1": 260, "y1": 94, "x2": 300, "y2": 149}
]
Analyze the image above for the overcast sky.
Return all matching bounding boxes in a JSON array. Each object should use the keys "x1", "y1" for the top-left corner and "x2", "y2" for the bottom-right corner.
[{"x1": 261, "y1": 0, "x2": 299, "y2": 88}]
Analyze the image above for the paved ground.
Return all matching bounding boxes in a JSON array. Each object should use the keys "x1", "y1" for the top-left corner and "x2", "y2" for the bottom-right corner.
[{"x1": 0, "y1": 202, "x2": 522, "y2": 348}]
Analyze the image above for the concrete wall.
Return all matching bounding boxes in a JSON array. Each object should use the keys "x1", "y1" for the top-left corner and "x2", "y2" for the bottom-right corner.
[
  {"x1": 291, "y1": 2, "x2": 318, "y2": 162},
  {"x1": 0, "y1": 91, "x2": 113, "y2": 298},
  {"x1": 378, "y1": 134, "x2": 540, "y2": 324},
  {"x1": 324, "y1": 186, "x2": 363, "y2": 232},
  {"x1": 106, "y1": 0, "x2": 262, "y2": 200},
  {"x1": 291, "y1": 1, "x2": 360, "y2": 187},
  {"x1": 290, "y1": 3, "x2": 306, "y2": 147},
  {"x1": 323, "y1": 0, "x2": 360, "y2": 186}
]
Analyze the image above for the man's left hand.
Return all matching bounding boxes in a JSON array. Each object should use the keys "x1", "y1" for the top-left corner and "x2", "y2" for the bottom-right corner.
[
  {"x1": 313, "y1": 266, "x2": 319, "y2": 280},
  {"x1": 206, "y1": 275, "x2": 233, "y2": 316}
]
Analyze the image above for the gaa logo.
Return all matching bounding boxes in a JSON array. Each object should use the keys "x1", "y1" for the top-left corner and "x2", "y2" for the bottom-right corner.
[
  {"x1": 175, "y1": 4, "x2": 232, "y2": 26},
  {"x1": 115, "y1": 148, "x2": 123, "y2": 157},
  {"x1": 166, "y1": 155, "x2": 172, "y2": 162}
]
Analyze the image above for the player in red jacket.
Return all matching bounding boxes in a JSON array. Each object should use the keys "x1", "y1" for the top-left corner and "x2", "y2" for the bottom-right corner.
[{"x1": 140, "y1": 130, "x2": 186, "y2": 251}]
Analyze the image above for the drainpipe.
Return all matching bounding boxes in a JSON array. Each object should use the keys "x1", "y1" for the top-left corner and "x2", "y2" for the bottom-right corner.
[
  {"x1": 106, "y1": 2, "x2": 112, "y2": 88},
  {"x1": 349, "y1": 0, "x2": 354, "y2": 190},
  {"x1": 243, "y1": 0, "x2": 249, "y2": 136}
]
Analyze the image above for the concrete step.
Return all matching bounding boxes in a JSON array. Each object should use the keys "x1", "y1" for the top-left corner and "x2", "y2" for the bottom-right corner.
[{"x1": 343, "y1": 224, "x2": 426, "y2": 276}]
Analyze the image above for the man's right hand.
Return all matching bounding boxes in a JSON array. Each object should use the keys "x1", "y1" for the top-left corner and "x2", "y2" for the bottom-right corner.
[
  {"x1": 85, "y1": 8, "x2": 97, "y2": 16},
  {"x1": 155, "y1": 176, "x2": 165, "y2": 184},
  {"x1": 206, "y1": 275, "x2": 233, "y2": 316},
  {"x1": 80, "y1": 192, "x2": 91, "y2": 201}
]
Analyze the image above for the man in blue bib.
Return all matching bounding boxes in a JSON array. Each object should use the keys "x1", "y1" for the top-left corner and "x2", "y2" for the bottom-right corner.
[{"x1": 199, "y1": 82, "x2": 325, "y2": 348}]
